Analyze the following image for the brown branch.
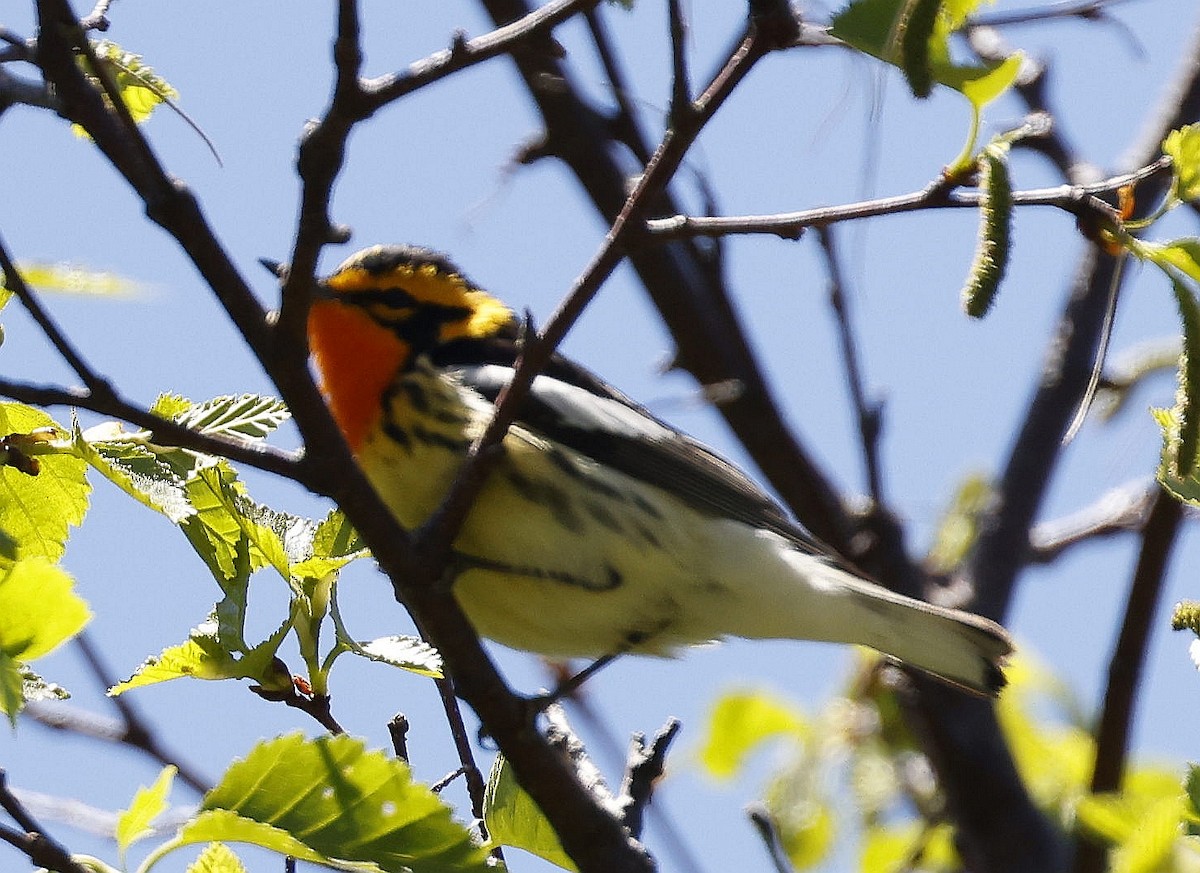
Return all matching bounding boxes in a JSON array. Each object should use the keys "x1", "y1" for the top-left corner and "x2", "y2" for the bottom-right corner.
[
  {"x1": 644, "y1": 160, "x2": 1169, "y2": 241},
  {"x1": 432, "y1": 676, "x2": 489, "y2": 825},
  {"x1": 1073, "y1": 488, "x2": 1184, "y2": 873},
  {"x1": 617, "y1": 719, "x2": 681, "y2": 840},
  {"x1": 478, "y1": 0, "x2": 854, "y2": 554},
  {"x1": 1028, "y1": 481, "x2": 1157, "y2": 563},
  {"x1": 78, "y1": 632, "x2": 212, "y2": 794},
  {"x1": 0, "y1": 233, "x2": 110, "y2": 396},
  {"x1": 0, "y1": 771, "x2": 88, "y2": 873},
  {"x1": 917, "y1": 18, "x2": 1200, "y2": 873},
  {"x1": 0, "y1": 376, "x2": 303, "y2": 481}
]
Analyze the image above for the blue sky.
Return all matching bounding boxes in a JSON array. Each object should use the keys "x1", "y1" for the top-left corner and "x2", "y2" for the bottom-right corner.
[{"x1": 3, "y1": 1, "x2": 1199, "y2": 871}]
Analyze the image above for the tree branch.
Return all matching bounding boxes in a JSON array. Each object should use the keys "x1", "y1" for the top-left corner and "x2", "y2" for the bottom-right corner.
[
  {"x1": 644, "y1": 161, "x2": 1168, "y2": 241},
  {"x1": 1028, "y1": 481, "x2": 1157, "y2": 563},
  {"x1": 1073, "y1": 487, "x2": 1184, "y2": 873},
  {"x1": 0, "y1": 376, "x2": 303, "y2": 481},
  {"x1": 817, "y1": 226, "x2": 885, "y2": 503},
  {"x1": 0, "y1": 771, "x2": 88, "y2": 873},
  {"x1": 478, "y1": 0, "x2": 855, "y2": 554}
]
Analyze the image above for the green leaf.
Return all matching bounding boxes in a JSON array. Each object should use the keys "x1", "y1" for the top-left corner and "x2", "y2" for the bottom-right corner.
[
  {"x1": 0, "y1": 526, "x2": 18, "y2": 562},
  {"x1": 353, "y1": 636, "x2": 444, "y2": 678},
  {"x1": 174, "y1": 395, "x2": 291, "y2": 441},
  {"x1": 0, "y1": 403, "x2": 90, "y2": 565},
  {"x1": 0, "y1": 558, "x2": 90, "y2": 662},
  {"x1": 861, "y1": 822, "x2": 958, "y2": 873},
  {"x1": 484, "y1": 754, "x2": 576, "y2": 871},
  {"x1": 962, "y1": 148, "x2": 1012, "y2": 318},
  {"x1": 184, "y1": 843, "x2": 248, "y2": 873},
  {"x1": 117, "y1": 766, "x2": 177, "y2": 858},
  {"x1": 1154, "y1": 407, "x2": 1200, "y2": 504},
  {"x1": 0, "y1": 651, "x2": 23, "y2": 724},
  {"x1": 312, "y1": 509, "x2": 366, "y2": 562},
  {"x1": 81, "y1": 40, "x2": 179, "y2": 126},
  {"x1": 1164, "y1": 124, "x2": 1200, "y2": 204},
  {"x1": 110, "y1": 615, "x2": 291, "y2": 696},
  {"x1": 150, "y1": 393, "x2": 194, "y2": 421},
  {"x1": 698, "y1": 690, "x2": 809, "y2": 780},
  {"x1": 830, "y1": 0, "x2": 1020, "y2": 102},
  {"x1": 157, "y1": 734, "x2": 489, "y2": 873},
  {"x1": 0, "y1": 558, "x2": 89, "y2": 722},
  {"x1": 75, "y1": 422, "x2": 194, "y2": 524},
  {"x1": 1111, "y1": 796, "x2": 1184, "y2": 873},
  {"x1": 956, "y1": 52, "x2": 1022, "y2": 107},
  {"x1": 1151, "y1": 238, "x2": 1200, "y2": 284},
  {"x1": 180, "y1": 461, "x2": 268, "y2": 585}
]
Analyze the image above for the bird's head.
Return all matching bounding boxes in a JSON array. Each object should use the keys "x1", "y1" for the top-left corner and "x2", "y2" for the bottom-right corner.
[{"x1": 306, "y1": 244, "x2": 515, "y2": 451}]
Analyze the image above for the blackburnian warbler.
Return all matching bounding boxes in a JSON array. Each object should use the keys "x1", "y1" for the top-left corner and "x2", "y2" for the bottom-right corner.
[{"x1": 307, "y1": 245, "x2": 1012, "y2": 694}]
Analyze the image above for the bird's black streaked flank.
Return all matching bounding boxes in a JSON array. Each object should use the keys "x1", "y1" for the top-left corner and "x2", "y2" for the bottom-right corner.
[{"x1": 307, "y1": 244, "x2": 1013, "y2": 695}]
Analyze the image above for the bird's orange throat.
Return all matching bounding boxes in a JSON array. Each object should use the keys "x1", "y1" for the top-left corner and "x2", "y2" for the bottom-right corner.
[{"x1": 308, "y1": 300, "x2": 407, "y2": 454}]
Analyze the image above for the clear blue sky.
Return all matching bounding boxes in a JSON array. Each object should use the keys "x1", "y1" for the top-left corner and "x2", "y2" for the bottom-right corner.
[{"x1": 2, "y1": 2, "x2": 1198, "y2": 871}]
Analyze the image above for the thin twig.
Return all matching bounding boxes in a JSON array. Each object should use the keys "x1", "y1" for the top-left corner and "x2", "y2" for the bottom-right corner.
[
  {"x1": 78, "y1": 0, "x2": 113, "y2": 31},
  {"x1": 583, "y1": 8, "x2": 654, "y2": 165},
  {"x1": 479, "y1": 0, "x2": 853, "y2": 554},
  {"x1": 0, "y1": 233, "x2": 110, "y2": 396},
  {"x1": 817, "y1": 226, "x2": 884, "y2": 503},
  {"x1": 969, "y1": 0, "x2": 1136, "y2": 29},
  {"x1": 1028, "y1": 481, "x2": 1157, "y2": 564},
  {"x1": 667, "y1": 0, "x2": 691, "y2": 119},
  {"x1": 366, "y1": 0, "x2": 602, "y2": 106},
  {"x1": 387, "y1": 714, "x2": 410, "y2": 761},
  {"x1": 0, "y1": 771, "x2": 88, "y2": 873},
  {"x1": 747, "y1": 804, "x2": 796, "y2": 873},
  {"x1": 73, "y1": 633, "x2": 213, "y2": 794},
  {"x1": 0, "y1": 376, "x2": 303, "y2": 481},
  {"x1": 617, "y1": 719, "x2": 681, "y2": 840},
  {"x1": 645, "y1": 160, "x2": 1169, "y2": 241},
  {"x1": 418, "y1": 21, "x2": 773, "y2": 568},
  {"x1": 433, "y1": 676, "x2": 489, "y2": 825}
]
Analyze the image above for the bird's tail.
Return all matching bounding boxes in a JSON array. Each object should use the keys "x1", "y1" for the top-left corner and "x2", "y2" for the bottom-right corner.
[
  {"x1": 813, "y1": 563, "x2": 1012, "y2": 694},
  {"x1": 731, "y1": 550, "x2": 1013, "y2": 695}
]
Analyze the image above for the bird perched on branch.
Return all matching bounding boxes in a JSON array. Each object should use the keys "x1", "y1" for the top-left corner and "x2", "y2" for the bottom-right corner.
[{"x1": 305, "y1": 244, "x2": 1012, "y2": 695}]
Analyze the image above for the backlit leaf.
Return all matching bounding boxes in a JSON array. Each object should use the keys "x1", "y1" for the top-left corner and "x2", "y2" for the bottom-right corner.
[{"x1": 159, "y1": 734, "x2": 489, "y2": 873}]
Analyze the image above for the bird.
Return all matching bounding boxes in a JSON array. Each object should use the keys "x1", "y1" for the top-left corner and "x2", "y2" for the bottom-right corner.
[{"x1": 305, "y1": 244, "x2": 1013, "y2": 695}]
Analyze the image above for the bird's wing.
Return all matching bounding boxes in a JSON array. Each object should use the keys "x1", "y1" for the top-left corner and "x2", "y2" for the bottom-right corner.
[{"x1": 441, "y1": 352, "x2": 829, "y2": 556}]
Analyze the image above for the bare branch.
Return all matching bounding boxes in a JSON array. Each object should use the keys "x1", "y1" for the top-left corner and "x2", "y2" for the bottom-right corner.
[
  {"x1": 367, "y1": 0, "x2": 602, "y2": 107},
  {"x1": 667, "y1": 0, "x2": 692, "y2": 120},
  {"x1": 617, "y1": 719, "x2": 681, "y2": 840},
  {"x1": 0, "y1": 233, "x2": 111, "y2": 397},
  {"x1": 817, "y1": 226, "x2": 885, "y2": 503},
  {"x1": 1028, "y1": 481, "x2": 1157, "y2": 563},
  {"x1": 645, "y1": 160, "x2": 1169, "y2": 241},
  {"x1": 970, "y1": 0, "x2": 1137, "y2": 29},
  {"x1": 478, "y1": 0, "x2": 853, "y2": 554},
  {"x1": 1073, "y1": 488, "x2": 1184, "y2": 873},
  {"x1": 0, "y1": 376, "x2": 303, "y2": 481},
  {"x1": 0, "y1": 771, "x2": 89, "y2": 873}
]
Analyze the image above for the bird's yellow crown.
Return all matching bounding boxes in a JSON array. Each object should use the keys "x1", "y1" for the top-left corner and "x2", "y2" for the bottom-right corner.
[{"x1": 308, "y1": 245, "x2": 514, "y2": 451}]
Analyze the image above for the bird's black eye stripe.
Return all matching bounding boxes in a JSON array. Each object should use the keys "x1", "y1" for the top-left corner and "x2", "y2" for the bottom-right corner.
[{"x1": 345, "y1": 285, "x2": 473, "y2": 350}]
